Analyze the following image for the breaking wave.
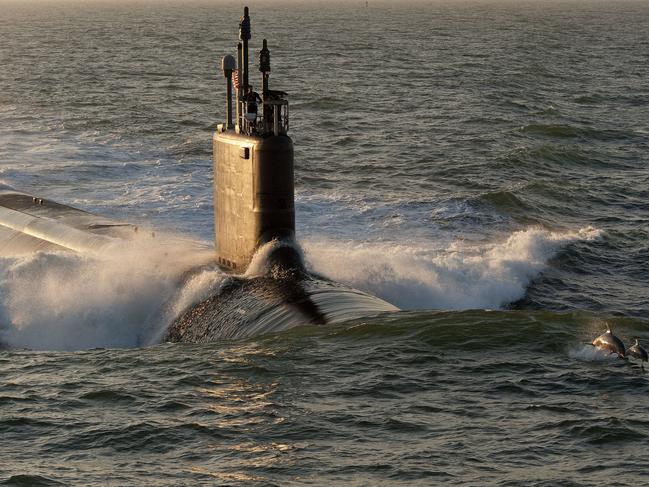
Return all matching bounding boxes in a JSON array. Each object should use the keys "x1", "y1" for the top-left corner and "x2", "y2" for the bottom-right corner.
[
  {"x1": 0, "y1": 234, "x2": 217, "y2": 351},
  {"x1": 302, "y1": 226, "x2": 602, "y2": 310}
]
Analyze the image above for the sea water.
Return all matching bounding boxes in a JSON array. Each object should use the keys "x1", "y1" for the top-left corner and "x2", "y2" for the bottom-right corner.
[{"x1": 0, "y1": 1, "x2": 648, "y2": 485}]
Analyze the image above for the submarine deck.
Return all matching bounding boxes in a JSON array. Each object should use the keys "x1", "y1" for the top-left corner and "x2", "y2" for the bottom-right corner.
[{"x1": 0, "y1": 184, "x2": 137, "y2": 254}]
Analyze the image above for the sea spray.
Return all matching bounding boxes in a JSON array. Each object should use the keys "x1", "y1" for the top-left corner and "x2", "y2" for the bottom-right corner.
[
  {"x1": 302, "y1": 226, "x2": 602, "y2": 310},
  {"x1": 143, "y1": 264, "x2": 228, "y2": 346},
  {"x1": 245, "y1": 239, "x2": 305, "y2": 278},
  {"x1": 0, "y1": 232, "x2": 215, "y2": 350},
  {"x1": 569, "y1": 344, "x2": 622, "y2": 362}
]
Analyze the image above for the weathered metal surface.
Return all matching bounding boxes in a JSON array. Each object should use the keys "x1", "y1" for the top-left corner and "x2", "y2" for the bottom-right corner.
[{"x1": 213, "y1": 131, "x2": 294, "y2": 272}]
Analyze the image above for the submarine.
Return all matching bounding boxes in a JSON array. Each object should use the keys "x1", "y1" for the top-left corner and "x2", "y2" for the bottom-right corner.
[{"x1": 0, "y1": 7, "x2": 398, "y2": 344}]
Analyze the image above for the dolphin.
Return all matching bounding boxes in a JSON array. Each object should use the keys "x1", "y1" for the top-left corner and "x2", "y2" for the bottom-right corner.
[
  {"x1": 592, "y1": 324, "x2": 626, "y2": 358},
  {"x1": 627, "y1": 339, "x2": 648, "y2": 363}
]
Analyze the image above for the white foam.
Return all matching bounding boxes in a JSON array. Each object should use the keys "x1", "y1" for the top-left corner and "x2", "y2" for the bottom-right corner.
[
  {"x1": 302, "y1": 226, "x2": 602, "y2": 310},
  {"x1": 143, "y1": 265, "x2": 228, "y2": 346},
  {"x1": 244, "y1": 239, "x2": 304, "y2": 278},
  {"x1": 569, "y1": 344, "x2": 620, "y2": 362},
  {"x1": 0, "y1": 233, "x2": 217, "y2": 351}
]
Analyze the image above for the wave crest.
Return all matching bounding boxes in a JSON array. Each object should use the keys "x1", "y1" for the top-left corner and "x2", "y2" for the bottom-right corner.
[{"x1": 302, "y1": 226, "x2": 602, "y2": 310}]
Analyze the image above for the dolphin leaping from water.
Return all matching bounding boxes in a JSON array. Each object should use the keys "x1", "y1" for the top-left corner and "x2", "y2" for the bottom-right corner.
[
  {"x1": 627, "y1": 339, "x2": 648, "y2": 364},
  {"x1": 592, "y1": 323, "x2": 626, "y2": 358}
]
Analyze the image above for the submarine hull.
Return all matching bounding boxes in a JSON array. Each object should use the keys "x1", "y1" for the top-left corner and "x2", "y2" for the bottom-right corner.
[{"x1": 166, "y1": 271, "x2": 398, "y2": 342}]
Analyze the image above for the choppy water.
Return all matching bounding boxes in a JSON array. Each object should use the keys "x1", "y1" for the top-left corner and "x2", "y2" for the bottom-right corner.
[{"x1": 1, "y1": 1, "x2": 648, "y2": 485}]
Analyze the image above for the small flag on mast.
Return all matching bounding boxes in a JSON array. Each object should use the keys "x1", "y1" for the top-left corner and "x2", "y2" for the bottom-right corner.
[{"x1": 232, "y1": 70, "x2": 240, "y2": 90}]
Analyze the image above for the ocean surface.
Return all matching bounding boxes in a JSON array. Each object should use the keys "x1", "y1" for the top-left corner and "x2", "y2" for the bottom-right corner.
[{"x1": 1, "y1": 0, "x2": 648, "y2": 485}]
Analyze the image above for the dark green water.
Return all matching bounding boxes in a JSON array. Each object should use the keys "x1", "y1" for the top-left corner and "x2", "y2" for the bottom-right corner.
[{"x1": 0, "y1": 1, "x2": 648, "y2": 485}]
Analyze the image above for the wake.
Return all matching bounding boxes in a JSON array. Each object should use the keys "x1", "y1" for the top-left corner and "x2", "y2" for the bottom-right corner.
[{"x1": 0, "y1": 225, "x2": 601, "y2": 351}]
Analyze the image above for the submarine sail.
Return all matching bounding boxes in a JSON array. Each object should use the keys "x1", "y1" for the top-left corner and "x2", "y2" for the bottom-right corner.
[
  {"x1": 213, "y1": 7, "x2": 294, "y2": 273},
  {"x1": 164, "y1": 7, "x2": 398, "y2": 341}
]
